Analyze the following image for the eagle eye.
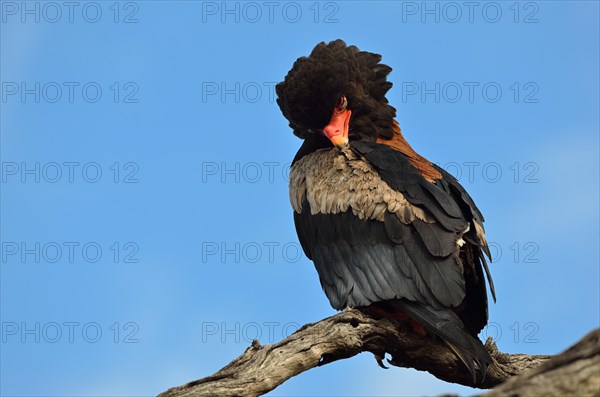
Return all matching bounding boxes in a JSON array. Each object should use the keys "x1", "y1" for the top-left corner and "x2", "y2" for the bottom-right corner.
[{"x1": 336, "y1": 96, "x2": 348, "y2": 112}]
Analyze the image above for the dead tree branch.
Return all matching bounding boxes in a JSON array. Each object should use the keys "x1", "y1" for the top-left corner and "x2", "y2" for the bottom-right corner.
[
  {"x1": 477, "y1": 327, "x2": 599, "y2": 397},
  {"x1": 158, "y1": 308, "x2": 585, "y2": 397}
]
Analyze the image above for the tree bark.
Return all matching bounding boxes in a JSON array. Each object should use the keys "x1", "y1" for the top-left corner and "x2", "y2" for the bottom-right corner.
[
  {"x1": 476, "y1": 327, "x2": 599, "y2": 397},
  {"x1": 159, "y1": 309, "x2": 598, "y2": 397}
]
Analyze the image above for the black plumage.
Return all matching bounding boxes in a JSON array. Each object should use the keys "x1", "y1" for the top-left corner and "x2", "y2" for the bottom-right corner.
[
  {"x1": 278, "y1": 40, "x2": 495, "y2": 382},
  {"x1": 277, "y1": 40, "x2": 397, "y2": 142}
]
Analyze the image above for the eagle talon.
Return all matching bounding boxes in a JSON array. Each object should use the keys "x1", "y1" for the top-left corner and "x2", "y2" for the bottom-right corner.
[{"x1": 374, "y1": 353, "x2": 388, "y2": 369}]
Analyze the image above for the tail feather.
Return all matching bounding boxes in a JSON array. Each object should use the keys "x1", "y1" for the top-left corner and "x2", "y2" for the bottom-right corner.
[
  {"x1": 387, "y1": 299, "x2": 490, "y2": 383},
  {"x1": 445, "y1": 341, "x2": 476, "y2": 379}
]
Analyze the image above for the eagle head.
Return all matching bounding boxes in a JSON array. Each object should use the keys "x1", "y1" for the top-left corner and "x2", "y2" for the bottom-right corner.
[{"x1": 276, "y1": 39, "x2": 397, "y2": 147}]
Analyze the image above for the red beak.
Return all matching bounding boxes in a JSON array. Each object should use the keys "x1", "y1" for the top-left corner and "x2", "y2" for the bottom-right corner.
[{"x1": 322, "y1": 108, "x2": 351, "y2": 148}]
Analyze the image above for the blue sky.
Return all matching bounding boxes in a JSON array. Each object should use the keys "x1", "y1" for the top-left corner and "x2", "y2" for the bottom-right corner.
[{"x1": 1, "y1": 1, "x2": 598, "y2": 396}]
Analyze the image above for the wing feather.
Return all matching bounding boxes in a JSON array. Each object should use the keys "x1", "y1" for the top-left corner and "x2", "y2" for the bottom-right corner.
[{"x1": 291, "y1": 141, "x2": 494, "y2": 331}]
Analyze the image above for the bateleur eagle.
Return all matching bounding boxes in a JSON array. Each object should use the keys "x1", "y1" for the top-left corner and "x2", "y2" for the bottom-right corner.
[{"x1": 276, "y1": 40, "x2": 496, "y2": 382}]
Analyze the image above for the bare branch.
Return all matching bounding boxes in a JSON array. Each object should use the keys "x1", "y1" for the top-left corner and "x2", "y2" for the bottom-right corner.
[
  {"x1": 478, "y1": 328, "x2": 600, "y2": 397},
  {"x1": 159, "y1": 309, "x2": 556, "y2": 397}
]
